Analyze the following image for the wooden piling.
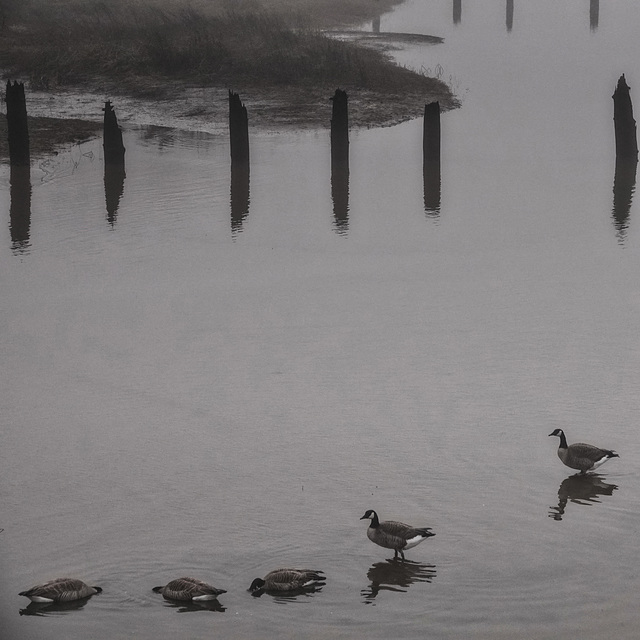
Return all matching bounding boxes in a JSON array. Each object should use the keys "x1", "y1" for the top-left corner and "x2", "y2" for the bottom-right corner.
[
  {"x1": 423, "y1": 101, "x2": 441, "y2": 164},
  {"x1": 613, "y1": 75, "x2": 638, "y2": 160},
  {"x1": 5, "y1": 80, "x2": 30, "y2": 167},
  {"x1": 330, "y1": 89, "x2": 349, "y2": 170},
  {"x1": 103, "y1": 101, "x2": 125, "y2": 164},
  {"x1": 229, "y1": 90, "x2": 249, "y2": 166},
  {"x1": 330, "y1": 89, "x2": 349, "y2": 233}
]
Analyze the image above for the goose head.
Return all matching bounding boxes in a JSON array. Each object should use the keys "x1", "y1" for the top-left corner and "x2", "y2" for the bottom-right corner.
[
  {"x1": 360, "y1": 509, "x2": 377, "y2": 521},
  {"x1": 248, "y1": 578, "x2": 265, "y2": 593}
]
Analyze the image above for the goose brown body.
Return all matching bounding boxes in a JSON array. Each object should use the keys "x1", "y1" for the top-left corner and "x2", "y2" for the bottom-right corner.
[
  {"x1": 549, "y1": 428, "x2": 619, "y2": 474},
  {"x1": 152, "y1": 577, "x2": 226, "y2": 602},
  {"x1": 361, "y1": 510, "x2": 435, "y2": 560},
  {"x1": 19, "y1": 577, "x2": 102, "y2": 603},
  {"x1": 248, "y1": 568, "x2": 326, "y2": 593}
]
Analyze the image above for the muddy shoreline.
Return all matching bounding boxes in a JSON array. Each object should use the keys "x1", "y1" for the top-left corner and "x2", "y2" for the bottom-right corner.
[{"x1": 1, "y1": 12, "x2": 455, "y2": 160}]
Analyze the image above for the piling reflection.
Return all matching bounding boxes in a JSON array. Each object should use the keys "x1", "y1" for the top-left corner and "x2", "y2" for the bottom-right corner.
[
  {"x1": 611, "y1": 158, "x2": 637, "y2": 244},
  {"x1": 453, "y1": 0, "x2": 462, "y2": 25},
  {"x1": 361, "y1": 559, "x2": 436, "y2": 604},
  {"x1": 9, "y1": 164, "x2": 32, "y2": 254},
  {"x1": 331, "y1": 163, "x2": 350, "y2": 234},
  {"x1": 549, "y1": 473, "x2": 618, "y2": 521},
  {"x1": 104, "y1": 162, "x2": 126, "y2": 225},
  {"x1": 250, "y1": 585, "x2": 324, "y2": 603},
  {"x1": 506, "y1": 0, "x2": 514, "y2": 32},
  {"x1": 230, "y1": 163, "x2": 250, "y2": 235},
  {"x1": 423, "y1": 161, "x2": 441, "y2": 218},
  {"x1": 19, "y1": 596, "x2": 94, "y2": 617},
  {"x1": 590, "y1": 0, "x2": 599, "y2": 32}
]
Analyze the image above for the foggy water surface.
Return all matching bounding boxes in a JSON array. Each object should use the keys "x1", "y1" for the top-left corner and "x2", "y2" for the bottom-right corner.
[{"x1": 2, "y1": 1, "x2": 640, "y2": 639}]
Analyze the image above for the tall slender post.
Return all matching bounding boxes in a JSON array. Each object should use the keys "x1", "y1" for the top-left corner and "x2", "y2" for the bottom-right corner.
[
  {"x1": 102, "y1": 101, "x2": 126, "y2": 225},
  {"x1": 613, "y1": 75, "x2": 638, "y2": 161},
  {"x1": 103, "y1": 100, "x2": 125, "y2": 165},
  {"x1": 229, "y1": 90, "x2": 250, "y2": 166},
  {"x1": 330, "y1": 89, "x2": 350, "y2": 234},
  {"x1": 5, "y1": 80, "x2": 30, "y2": 167}
]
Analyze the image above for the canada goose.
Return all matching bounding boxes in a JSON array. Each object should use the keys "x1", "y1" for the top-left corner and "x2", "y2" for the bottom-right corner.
[
  {"x1": 152, "y1": 577, "x2": 227, "y2": 602},
  {"x1": 548, "y1": 428, "x2": 619, "y2": 473},
  {"x1": 19, "y1": 578, "x2": 102, "y2": 603},
  {"x1": 360, "y1": 509, "x2": 435, "y2": 560},
  {"x1": 248, "y1": 568, "x2": 326, "y2": 594}
]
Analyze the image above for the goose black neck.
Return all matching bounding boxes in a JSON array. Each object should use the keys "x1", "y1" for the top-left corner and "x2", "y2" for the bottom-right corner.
[
  {"x1": 369, "y1": 511, "x2": 380, "y2": 527},
  {"x1": 557, "y1": 431, "x2": 568, "y2": 449}
]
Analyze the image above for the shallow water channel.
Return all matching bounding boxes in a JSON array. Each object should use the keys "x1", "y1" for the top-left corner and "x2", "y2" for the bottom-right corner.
[{"x1": 2, "y1": 1, "x2": 640, "y2": 638}]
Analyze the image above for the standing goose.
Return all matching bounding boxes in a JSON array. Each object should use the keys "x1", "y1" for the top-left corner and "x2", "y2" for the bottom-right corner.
[
  {"x1": 19, "y1": 577, "x2": 102, "y2": 603},
  {"x1": 549, "y1": 428, "x2": 619, "y2": 474},
  {"x1": 360, "y1": 509, "x2": 435, "y2": 560},
  {"x1": 248, "y1": 568, "x2": 326, "y2": 594},
  {"x1": 152, "y1": 577, "x2": 227, "y2": 602}
]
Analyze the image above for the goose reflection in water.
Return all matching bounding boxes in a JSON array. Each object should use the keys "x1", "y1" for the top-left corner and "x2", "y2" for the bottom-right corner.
[
  {"x1": 251, "y1": 586, "x2": 325, "y2": 604},
  {"x1": 19, "y1": 596, "x2": 94, "y2": 617},
  {"x1": 549, "y1": 473, "x2": 618, "y2": 521},
  {"x1": 160, "y1": 598, "x2": 226, "y2": 613},
  {"x1": 361, "y1": 559, "x2": 436, "y2": 604}
]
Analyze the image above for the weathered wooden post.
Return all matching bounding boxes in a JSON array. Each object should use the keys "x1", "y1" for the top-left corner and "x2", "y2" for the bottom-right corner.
[
  {"x1": 613, "y1": 75, "x2": 638, "y2": 161},
  {"x1": 103, "y1": 100, "x2": 125, "y2": 164},
  {"x1": 229, "y1": 90, "x2": 249, "y2": 166},
  {"x1": 228, "y1": 90, "x2": 250, "y2": 234},
  {"x1": 330, "y1": 89, "x2": 349, "y2": 234},
  {"x1": 506, "y1": 0, "x2": 514, "y2": 32},
  {"x1": 330, "y1": 89, "x2": 349, "y2": 170},
  {"x1": 453, "y1": 0, "x2": 462, "y2": 24},
  {"x1": 590, "y1": 0, "x2": 599, "y2": 32},
  {"x1": 423, "y1": 101, "x2": 441, "y2": 216},
  {"x1": 5, "y1": 80, "x2": 30, "y2": 167},
  {"x1": 102, "y1": 101, "x2": 126, "y2": 224}
]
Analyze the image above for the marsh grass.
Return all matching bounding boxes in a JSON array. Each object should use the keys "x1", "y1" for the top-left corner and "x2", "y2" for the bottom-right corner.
[{"x1": 0, "y1": 0, "x2": 448, "y2": 99}]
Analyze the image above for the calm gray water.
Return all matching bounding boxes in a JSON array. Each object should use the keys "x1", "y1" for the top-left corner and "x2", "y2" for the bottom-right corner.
[{"x1": 2, "y1": 1, "x2": 640, "y2": 638}]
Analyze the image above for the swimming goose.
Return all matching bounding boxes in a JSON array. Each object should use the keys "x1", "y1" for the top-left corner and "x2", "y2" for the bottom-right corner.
[
  {"x1": 19, "y1": 578, "x2": 102, "y2": 603},
  {"x1": 248, "y1": 568, "x2": 326, "y2": 594},
  {"x1": 549, "y1": 428, "x2": 619, "y2": 473},
  {"x1": 360, "y1": 509, "x2": 435, "y2": 560},
  {"x1": 152, "y1": 577, "x2": 227, "y2": 602}
]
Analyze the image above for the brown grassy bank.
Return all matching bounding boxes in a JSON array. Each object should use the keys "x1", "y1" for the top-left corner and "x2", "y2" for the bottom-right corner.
[{"x1": 0, "y1": 0, "x2": 455, "y2": 145}]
